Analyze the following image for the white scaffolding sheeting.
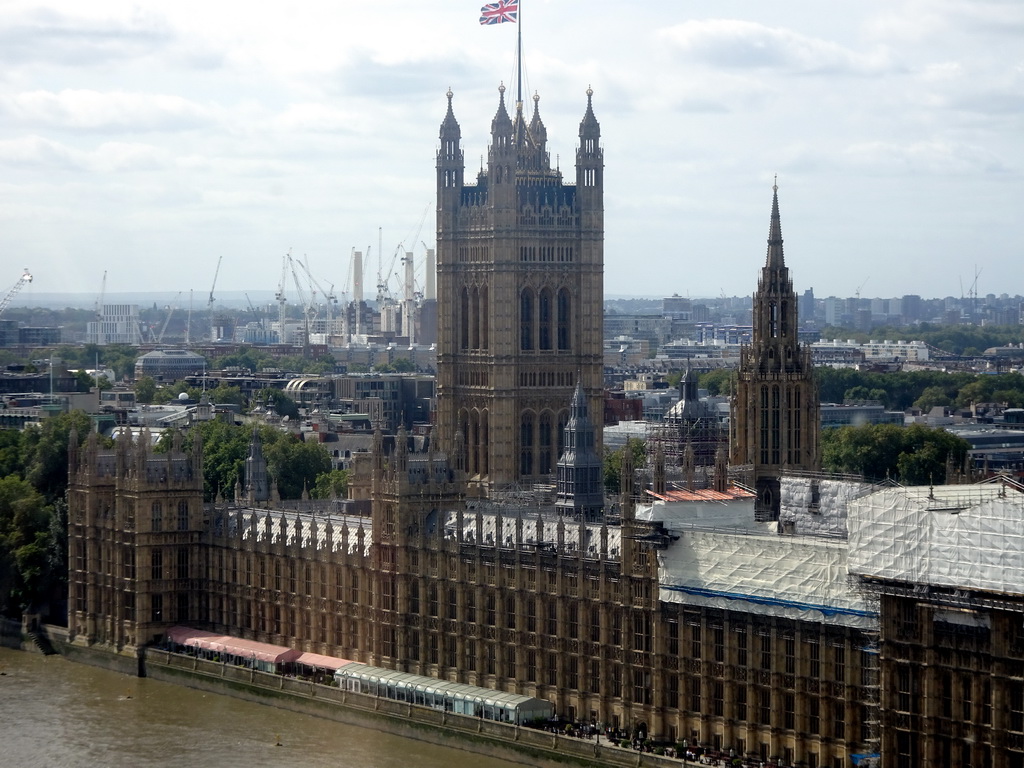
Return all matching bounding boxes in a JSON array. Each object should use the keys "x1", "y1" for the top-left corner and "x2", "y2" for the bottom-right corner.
[
  {"x1": 658, "y1": 530, "x2": 876, "y2": 629},
  {"x1": 848, "y1": 484, "x2": 1024, "y2": 595}
]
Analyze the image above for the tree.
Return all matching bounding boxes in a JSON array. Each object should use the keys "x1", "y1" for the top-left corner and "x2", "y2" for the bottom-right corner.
[
  {"x1": 266, "y1": 437, "x2": 332, "y2": 500},
  {"x1": 312, "y1": 469, "x2": 349, "y2": 500},
  {"x1": 914, "y1": 386, "x2": 952, "y2": 412},
  {"x1": 0, "y1": 475, "x2": 51, "y2": 615},
  {"x1": 698, "y1": 368, "x2": 734, "y2": 397},
  {"x1": 821, "y1": 423, "x2": 969, "y2": 484},
  {"x1": 21, "y1": 411, "x2": 93, "y2": 504},
  {"x1": 603, "y1": 438, "x2": 646, "y2": 494},
  {"x1": 134, "y1": 376, "x2": 157, "y2": 404}
]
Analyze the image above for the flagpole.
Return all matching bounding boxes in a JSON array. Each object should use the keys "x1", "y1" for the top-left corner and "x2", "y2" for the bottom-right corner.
[{"x1": 516, "y1": 0, "x2": 523, "y2": 106}]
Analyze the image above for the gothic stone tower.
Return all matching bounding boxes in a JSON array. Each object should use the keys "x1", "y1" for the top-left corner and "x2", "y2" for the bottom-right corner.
[
  {"x1": 67, "y1": 429, "x2": 204, "y2": 651},
  {"x1": 731, "y1": 183, "x2": 820, "y2": 521},
  {"x1": 435, "y1": 85, "x2": 604, "y2": 489}
]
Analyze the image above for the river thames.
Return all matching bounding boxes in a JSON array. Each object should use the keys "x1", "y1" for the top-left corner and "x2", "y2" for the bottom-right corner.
[{"x1": 0, "y1": 647, "x2": 523, "y2": 768}]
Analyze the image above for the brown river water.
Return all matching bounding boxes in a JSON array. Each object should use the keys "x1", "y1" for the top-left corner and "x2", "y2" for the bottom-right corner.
[{"x1": 0, "y1": 647, "x2": 522, "y2": 768}]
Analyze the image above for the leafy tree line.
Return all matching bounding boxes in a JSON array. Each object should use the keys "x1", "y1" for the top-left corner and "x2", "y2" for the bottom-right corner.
[
  {"x1": 157, "y1": 420, "x2": 340, "y2": 502},
  {"x1": 0, "y1": 411, "x2": 93, "y2": 619},
  {"x1": 821, "y1": 423, "x2": 970, "y2": 485},
  {"x1": 815, "y1": 368, "x2": 1024, "y2": 412}
]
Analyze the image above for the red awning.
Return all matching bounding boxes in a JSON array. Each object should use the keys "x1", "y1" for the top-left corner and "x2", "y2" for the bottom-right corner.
[
  {"x1": 205, "y1": 636, "x2": 301, "y2": 664},
  {"x1": 294, "y1": 652, "x2": 354, "y2": 671},
  {"x1": 164, "y1": 625, "x2": 224, "y2": 645}
]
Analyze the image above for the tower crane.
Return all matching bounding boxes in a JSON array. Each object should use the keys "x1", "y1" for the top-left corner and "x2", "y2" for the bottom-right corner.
[
  {"x1": 156, "y1": 292, "x2": 182, "y2": 344},
  {"x1": 94, "y1": 270, "x2": 107, "y2": 345},
  {"x1": 275, "y1": 252, "x2": 289, "y2": 344},
  {"x1": 207, "y1": 255, "x2": 222, "y2": 342},
  {"x1": 0, "y1": 268, "x2": 32, "y2": 319},
  {"x1": 299, "y1": 257, "x2": 338, "y2": 338}
]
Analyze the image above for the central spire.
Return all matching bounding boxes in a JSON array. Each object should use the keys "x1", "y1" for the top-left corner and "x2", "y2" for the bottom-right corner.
[{"x1": 766, "y1": 176, "x2": 785, "y2": 269}]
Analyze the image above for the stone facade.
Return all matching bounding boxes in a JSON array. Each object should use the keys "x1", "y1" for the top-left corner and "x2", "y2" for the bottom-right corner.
[
  {"x1": 434, "y1": 86, "x2": 604, "y2": 488},
  {"x1": 731, "y1": 184, "x2": 821, "y2": 521}
]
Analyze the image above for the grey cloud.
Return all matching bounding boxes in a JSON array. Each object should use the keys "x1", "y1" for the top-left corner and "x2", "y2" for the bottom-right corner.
[{"x1": 0, "y1": 7, "x2": 175, "y2": 68}]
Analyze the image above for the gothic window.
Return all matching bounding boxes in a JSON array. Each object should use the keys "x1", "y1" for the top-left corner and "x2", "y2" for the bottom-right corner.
[
  {"x1": 151, "y1": 502, "x2": 162, "y2": 533},
  {"x1": 520, "y1": 411, "x2": 535, "y2": 476},
  {"x1": 461, "y1": 287, "x2": 470, "y2": 349},
  {"x1": 177, "y1": 500, "x2": 189, "y2": 531},
  {"x1": 470, "y1": 287, "x2": 480, "y2": 349},
  {"x1": 759, "y1": 386, "x2": 770, "y2": 464},
  {"x1": 769, "y1": 301, "x2": 778, "y2": 337},
  {"x1": 538, "y1": 288, "x2": 552, "y2": 350},
  {"x1": 781, "y1": 301, "x2": 788, "y2": 337},
  {"x1": 151, "y1": 549, "x2": 163, "y2": 580},
  {"x1": 520, "y1": 288, "x2": 534, "y2": 351},
  {"x1": 539, "y1": 411, "x2": 553, "y2": 475},
  {"x1": 480, "y1": 409, "x2": 489, "y2": 477},
  {"x1": 771, "y1": 385, "x2": 781, "y2": 465},
  {"x1": 557, "y1": 288, "x2": 571, "y2": 350},
  {"x1": 480, "y1": 285, "x2": 489, "y2": 350}
]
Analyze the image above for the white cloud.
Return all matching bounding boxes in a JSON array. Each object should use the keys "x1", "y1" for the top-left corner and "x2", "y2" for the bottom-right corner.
[
  {"x1": 658, "y1": 19, "x2": 894, "y2": 76},
  {"x1": 0, "y1": 89, "x2": 214, "y2": 131}
]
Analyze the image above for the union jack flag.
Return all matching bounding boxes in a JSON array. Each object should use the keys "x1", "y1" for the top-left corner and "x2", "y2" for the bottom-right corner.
[{"x1": 479, "y1": 0, "x2": 518, "y2": 25}]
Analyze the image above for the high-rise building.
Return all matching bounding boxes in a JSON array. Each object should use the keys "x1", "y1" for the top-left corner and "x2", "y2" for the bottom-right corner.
[
  {"x1": 435, "y1": 86, "x2": 604, "y2": 489},
  {"x1": 731, "y1": 183, "x2": 821, "y2": 521}
]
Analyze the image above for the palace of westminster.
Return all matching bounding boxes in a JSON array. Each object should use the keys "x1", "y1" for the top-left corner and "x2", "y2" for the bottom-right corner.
[{"x1": 67, "y1": 83, "x2": 1024, "y2": 768}]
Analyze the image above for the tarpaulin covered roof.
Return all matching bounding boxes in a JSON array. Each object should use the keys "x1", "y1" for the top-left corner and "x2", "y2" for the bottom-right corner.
[
  {"x1": 294, "y1": 652, "x2": 353, "y2": 670},
  {"x1": 848, "y1": 483, "x2": 1024, "y2": 594},
  {"x1": 658, "y1": 529, "x2": 876, "y2": 629},
  {"x1": 165, "y1": 626, "x2": 300, "y2": 663}
]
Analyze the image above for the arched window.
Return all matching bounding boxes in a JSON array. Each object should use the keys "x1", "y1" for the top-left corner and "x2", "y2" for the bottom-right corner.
[
  {"x1": 480, "y1": 409, "x2": 489, "y2": 477},
  {"x1": 771, "y1": 385, "x2": 781, "y2": 465},
  {"x1": 480, "y1": 285, "x2": 488, "y2": 350},
  {"x1": 471, "y1": 287, "x2": 480, "y2": 349},
  {"x1": 470, "y1": 410, "x2": 480, "y2": 476},
  {"x1": 520, "y1": 289, "x2": 534, "y2": 351},
  {"x1": 557, "y1": 288, "x2": 571, "y2": 350},
  {"x1": 769, "y1": 302, "x2": 778, "y2": 337},
  {"x1": 520, "y1": 412, "x2": 535, "y2": 477},
  {"x1": 151, "y1": 502, "x2": 162, "y2": 533},
  {"x1": 538, "y1": 288, "x2": 552, "y2": 350},
  {"x1": 539, "y1": 411, "x2": 554, "y2": 475},
  {"x1": 461, "y1": 287, "x2": 470, "y2": 349},
  {"x1": 177, "y1": 500, "x2": 189, "y2": 531}
]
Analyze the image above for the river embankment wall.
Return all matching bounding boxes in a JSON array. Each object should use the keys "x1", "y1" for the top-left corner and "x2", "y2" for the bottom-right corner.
[{"x1": 145, "y1": 649, "x2": 678, "y2": 768}]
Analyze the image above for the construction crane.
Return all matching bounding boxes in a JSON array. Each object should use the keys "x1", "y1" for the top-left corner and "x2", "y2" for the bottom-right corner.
[
  {"x1": 245, "y1": 293, "x2": 264, "y2": 330},
  {"x1": 94, "y1": 270, "x2": 107, "y2": 345},
  {"x1": 299, "y1": 256, "x2": 338, "y2": 338},
  {"x1": 207, "y1": 255, "x2": 222, "y2": 342},
  {"x1": 155, "y1": 292, "x2": 182, "y2": 344},
  {"x1": 275, "y1": 252, "x2": 289, "y2": 344},
  {"x1": 0, "y1": 268, "x2": 32, "y2": 319}
]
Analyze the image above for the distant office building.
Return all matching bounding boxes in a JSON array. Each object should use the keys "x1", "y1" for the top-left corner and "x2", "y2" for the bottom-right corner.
[
  {"x1": 134, "y1": 349, "x2": 207, "y2": 382},
  {"x1": 87, "y1": 304, "x2": 142, "y2": 346}
]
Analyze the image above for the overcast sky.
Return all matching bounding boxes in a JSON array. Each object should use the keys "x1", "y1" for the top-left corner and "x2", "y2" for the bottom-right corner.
[{"x1": 1, "y1": 0, "x2": 1022, "y2": 305}]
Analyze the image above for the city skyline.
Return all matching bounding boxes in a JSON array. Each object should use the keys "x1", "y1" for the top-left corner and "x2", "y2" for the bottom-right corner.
[{"x1": 1, "y1": 1, "x2": 1021, "y2": 299}]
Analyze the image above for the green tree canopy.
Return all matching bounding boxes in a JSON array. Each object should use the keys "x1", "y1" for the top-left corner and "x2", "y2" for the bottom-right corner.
[
  {"x1": 821, "y1": 423, "x2": 969, "y2": 484},
  {"x1": 312, "y1": 469, "x2": 349, "y2": 500},
  {"x1": 603, "y1": 438, "x2": 646, "y2": 494}
]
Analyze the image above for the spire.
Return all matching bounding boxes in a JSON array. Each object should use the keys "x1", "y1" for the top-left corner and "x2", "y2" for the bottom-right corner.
[
  {"x1": 440, "y1": 87, "x2": 460, "y2": 139},
  {"x1": 580, "y1": 86, "x2": 598, "y2": 136},
  {"x1": 491, "y1": 82, "x2": 512, "y2": 138},
  {"x1": 529, "y1": 91, "x2": 546, "y2": 146},
  {"x1": 766, "y1": 176, "x2": 784, "y2": 269}
]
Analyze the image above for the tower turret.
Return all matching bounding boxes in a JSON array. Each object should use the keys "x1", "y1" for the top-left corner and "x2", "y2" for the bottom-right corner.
[{"x1": 731, "y1": 181, "x2": 821, "y2": 522}]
